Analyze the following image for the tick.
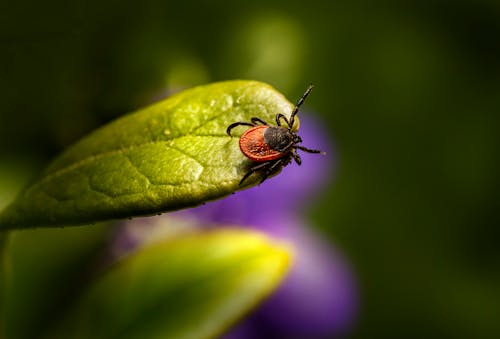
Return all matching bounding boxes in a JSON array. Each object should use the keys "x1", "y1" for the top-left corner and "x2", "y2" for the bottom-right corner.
[{"x1": 227, "y1": 84, "x2": 325, "y2": 185}]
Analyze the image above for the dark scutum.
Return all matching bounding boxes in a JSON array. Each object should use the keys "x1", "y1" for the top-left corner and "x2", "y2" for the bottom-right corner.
[{"x1": 263, "y1": 127, "x2": 295, "y2": 152}]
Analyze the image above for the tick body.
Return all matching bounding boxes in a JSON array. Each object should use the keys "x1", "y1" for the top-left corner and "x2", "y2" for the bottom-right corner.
[
  {"x1": 227, "y1": 84, "x2": 325, "y2": 185},
  {"x1": 239, "y1": 125, "x2": 297, "y2": 162}
]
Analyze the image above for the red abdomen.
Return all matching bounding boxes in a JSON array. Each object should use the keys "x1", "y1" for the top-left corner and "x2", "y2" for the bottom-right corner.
[{"x1": 239, "y1": 125, "x2": 285, "y2": 162}]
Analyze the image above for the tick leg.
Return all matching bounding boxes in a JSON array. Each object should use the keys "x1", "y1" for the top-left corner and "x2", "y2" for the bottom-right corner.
[
  {"x1": 295, "y1": 145, "x2": 325, "y2": 154},
  {"x1": 250, "y1": 117, "x2": 268, "y2": 125},
  {"x1": 276, "y1": 140, "x2": 295, "y2": 153},
  {"x1": 260, "y1": 158, "x2": 286, "y2": 184},
  {"x1": 289, "y1": 84, "x2": 314, "y2": 129},
  {"x1": 239, "y1": 161, "x2": 272, "y2": 185},
  {"x1": 275, "y1": 113, "x2": 289, "y2": 127},
  {"x1": 291, "y1": 150, "x2": 302, "y2": 165},
  {"x1": 226, "y1": 122, "x2": 256, "y2": 136}
]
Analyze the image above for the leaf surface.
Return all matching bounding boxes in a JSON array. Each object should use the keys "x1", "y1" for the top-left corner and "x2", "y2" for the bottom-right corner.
[{"x1": 0, "y1": 81, "x2": 295, "y2": 229}]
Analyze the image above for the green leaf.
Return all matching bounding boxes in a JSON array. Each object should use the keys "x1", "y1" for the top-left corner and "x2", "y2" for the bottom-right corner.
[
  {"x1": 51, "y1": 228, "x2": 292, "y2": 339},
  {"x1": 0, "y1": 81, "x2": 295, "y2": 230}
]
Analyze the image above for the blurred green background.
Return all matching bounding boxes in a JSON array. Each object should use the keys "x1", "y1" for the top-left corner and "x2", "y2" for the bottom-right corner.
[{"x1": 1, "y1": 0, "x2": 500, "y2": 337}]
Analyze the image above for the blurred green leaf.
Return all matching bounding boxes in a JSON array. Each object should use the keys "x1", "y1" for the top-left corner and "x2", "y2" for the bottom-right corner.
[
  {"x1": 51, "y1": 228, "x2": 292, "y2": 339},
  {"x1": 0, "y1": 225, "x2": 111, "y2": 339},
  {"x1": 0, "y1": 81, "x2": 294, "y2": 230}
]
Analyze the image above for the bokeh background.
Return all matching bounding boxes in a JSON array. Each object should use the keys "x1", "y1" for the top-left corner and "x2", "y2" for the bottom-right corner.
[{"x1": 1, "y1": 0, "x2": 500, "y2": 338}]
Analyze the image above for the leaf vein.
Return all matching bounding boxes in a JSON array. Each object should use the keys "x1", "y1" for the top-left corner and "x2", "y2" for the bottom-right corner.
[
  {"x1": 33, "y1": 140, "x2": 172, "y2": 189},
  {"x1": 165, "y1": 143, "x2": 205, "y2": 167},
  {"x1": 190, "y1": 109, "x2": 230, "y2": 133},
  {"x1": 123, "y1": 154, "x2": 152, "y2": 186}
]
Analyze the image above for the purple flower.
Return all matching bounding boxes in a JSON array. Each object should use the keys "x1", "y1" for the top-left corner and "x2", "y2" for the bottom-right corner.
[{"x1": 222, "y1": 215, "x2": 358, "y2": 339}]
